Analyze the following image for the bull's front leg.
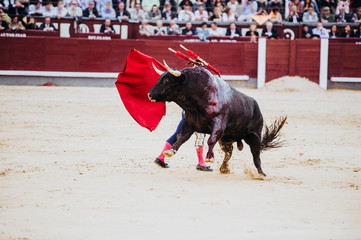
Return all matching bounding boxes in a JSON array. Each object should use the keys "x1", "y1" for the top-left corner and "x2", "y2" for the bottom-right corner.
[
  {"x1": 163, "y1": 121, "x2": 195, "y2": 158},
  {"x1": 205, "y1": 117, "x2": 225, "y2": 162}
]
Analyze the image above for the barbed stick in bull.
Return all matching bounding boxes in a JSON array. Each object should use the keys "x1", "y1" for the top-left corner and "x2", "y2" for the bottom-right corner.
[
  {"x1": 167, "y1": 48, "x2": 199, "y2": 67},
  {"x1": 179, "y1": 44, "x2": 221, "y2": 77}
]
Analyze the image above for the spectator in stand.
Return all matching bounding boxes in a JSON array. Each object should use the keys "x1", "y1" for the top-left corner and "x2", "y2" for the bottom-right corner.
[
  {"x1": 351, "y1": 7, "x2": 361, "y2": 22},
  {"x1": 159, "y1": 0, "x2": 177, "y2": 12},
  {"x1": 142, "y1": 0, "x2": 159, "y2": 12},
  {"x1": 193, "y1": 0, "x2": 205, "y2": 12},
  {"x1": 8, "y1": 0, "x2": 27, "y2": 17},
  {"x1": 245, "y1": 23, "x2": 259, "y2": 36},
  {"x1": 289, "y1": 0, "x2": 302, "y2": 14},
  {"x1": 196, "y1": 21, "x2": 209, "y2": 41},
  {"x1": 319, "y1": 0, "x2": 335, "y2": 13},
  {"x1": 270, "y1": 0, "x2": 281, "y2": 8},
  {"x1": 178, "y1": 4, "x2": 195, "y2": 21},
  {"x1": 139, "y1": 19, "x2": 152, "y2": 36},
  {"x1": 194, "y1": 5, "x2": 208, "y2": 21},
  {"x1": 238, "y1": 0, "x2": 257, "y2": 22},
  {"x1": 312, "y1": 22, "x2": 329, "y2": 38},
  {"x1": 42, "y1": 1, "x2": 54, "y2": 17},
  {"x1": 179, "y1": 0, "x2": 193, "y2": 11},
  {"x1": 100, "y1": 18, "x2": 115, "y2": 33},
  {"x1": 225, "y1": 21, "x2": 241, "y2": 38},
  {"x1": 167, "y1": 19, "x2": 180, "y2": 35},
  {"x1": 335, "y1": 0, "x2": 349, "y2": 14},
  {"x1": 83, "y1": 1, "x2": 99, "y2": 18},
  {"x1": 78, "y1": 0, "x2": 91, "y2": 11},
  {"x1": 0, "y1": 8, "x2": 12, "y2": 24},
  {"x1": 101, "y1": 1, "x2": 115, "y2": 19},
  {"x1": 226, "y1": 0, "x2": 238, "y2": 15},
  {"x1": 288, "y1": 5, "x2": 301, "y2": 22},
  {"x1": 302, "y1": 6, "x2": 318, "y2": 23},
  {"x1": 321, "y1": 6, "x2": 335, "y2": 22},
  {"x1": 63, "y1": 0, "x2": 73, "y2": 9},
  {"x1": 67, "y1": 0, "x2": 83, "y2": 18},
  {"x1": 25, "y1": 16, "x2": 37, "y2": 29},
  {"x1": 162, "y1": 2, "x2": 176, "y2": 20},
  {"x1": 261, "y1": 21, "x2": 278, "y2": 39},
  {"x1": 222, "y1": 7, "x2": 235, "y2": 21},
  {"x1": 339, "y1": 23, "x2": 356, "y2": 37},
  {"x1": 9, "y1": 15, "x2": 24, "y2": 30},
  {"x1": 213, "y1": 0, "x2": 225, "y2": 11},
  {"x1": 302, "y1": 24, "x2": 312, "y2": 38},
  {"x1": 130, "y1": 3, "x2": 146, "y2": 20},
  {"x1": 0, "y1": 14, "x2": 9, "y2": 31},
  {"x1": 116, "y1": 2, "x2": 129, "y2": 20},
  {"x1": 257, "y1": 0, "x2": 267, "y2": 12},
  {"x1": 336, "y1": 6, "x2": 351, "y2": 22},
  {"x1": 329, "y1": 24, "x2": 339, "y2": 38},
  {"x1": 209, "y1": 5, "x2": 222, "y2": 21},
  {"x1": 40, "y1": 16, "x2": 56, "y2": 31},
  {"x1": 29, "y1": 0, "x2": 43, "y2": 16},
  {"x1": 126, "y1": 0, "x2": 140, "y2": 10},
  {"x1": 268, "y1": 6, "x2": 282, "y2": 23},
  {"x1": 209, "y1": 21, "x2": 224, "y2": 36},
  {"x1": 256, "y1": 6, "x2": 268, "y2": 15},
  {"x1": 148, "y1": 4, "x2": 161, "y2": 20},
  {"x1": 20, "y1": 0, "x2": 30, "y2": 12},
  {"x1": 181, "y1": 21, "x2": 196, "y2": 35},
  {"x1": 301, "y1": 0, "x2": 315, "y2": 13},
  {"x1": 356, "y1": 23, "x2": 361, "y2": 37},
  {"x1": 53, "y1": 0, "x2": 68, "y2": 18},
  {"x1": 154, "y1": 19, "x2": 165, "y2": 35},
  {"x1": 204, "y1": 0, "x2": 214, "y2": 14}
]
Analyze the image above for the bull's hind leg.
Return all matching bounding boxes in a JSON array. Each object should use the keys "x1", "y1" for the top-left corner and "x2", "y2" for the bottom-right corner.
[
  {"x1": 244, "y1": 133, "x2": 266, "y2": 176},
  {"x1": 219, "y1": 140, "x2": 233, "y2": 174}
]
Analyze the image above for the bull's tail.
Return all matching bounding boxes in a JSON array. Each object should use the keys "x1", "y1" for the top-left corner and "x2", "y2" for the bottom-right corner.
[{"x1": 261, "y1": 116, "x2": 287, "y2": 151}]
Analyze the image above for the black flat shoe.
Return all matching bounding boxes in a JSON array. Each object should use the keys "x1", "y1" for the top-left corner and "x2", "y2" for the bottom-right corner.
[
  {"x1": 196, "y1": 165, "x2": 213, "y2": 172},
  {"x1": 154, "y1": 158, "x2": 169, "y2": 168}
]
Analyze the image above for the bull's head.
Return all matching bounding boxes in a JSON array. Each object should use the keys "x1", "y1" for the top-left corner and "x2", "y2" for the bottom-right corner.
[{"x1": 148, "y1": 60, "x2": 183, "y2": 102}]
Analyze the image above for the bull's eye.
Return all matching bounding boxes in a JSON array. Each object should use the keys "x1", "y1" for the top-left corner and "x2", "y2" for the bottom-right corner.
[{"x1": 163, "y1": 78, "x2": 169, "y2": 83}]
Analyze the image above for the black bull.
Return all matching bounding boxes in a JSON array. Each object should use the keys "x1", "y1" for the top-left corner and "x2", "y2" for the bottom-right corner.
[{"x1": 148, "y1": 63, "x2": 287, "y2": 176}]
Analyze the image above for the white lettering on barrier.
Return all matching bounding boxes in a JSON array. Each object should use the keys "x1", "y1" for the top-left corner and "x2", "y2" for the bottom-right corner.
[
  {"x1": 0, "y1": 32, "x2": 27, "y2": 37},
  {"x1": 87, "y1": 35, "x2": 111, "y2": 40}
]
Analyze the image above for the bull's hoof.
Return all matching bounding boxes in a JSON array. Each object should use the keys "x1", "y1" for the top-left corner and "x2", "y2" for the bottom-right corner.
[
  {"x1": 196, "y1": 165, "x2": 213, "y2": 172},
  {"x1": 258, "y1": 171, "x2": 267, "y2": 177},
  {"x1": 154, "y1": 158, "x2": 169, "y2": 168},
  {"x1": 205, "y1": 157, "x2": 214, "y2": 163},
  {"x1": 163, "y1": 149, "x2": 176, "y2": 158},
  {"x1": 219, "y1": 166, "x2": 230, "y2": 174}
]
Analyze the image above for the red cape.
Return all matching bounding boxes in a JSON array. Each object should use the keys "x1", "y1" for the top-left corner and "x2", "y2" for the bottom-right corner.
[{"x1": 115, "y1": 49, "x2": 166, "y2": 132}]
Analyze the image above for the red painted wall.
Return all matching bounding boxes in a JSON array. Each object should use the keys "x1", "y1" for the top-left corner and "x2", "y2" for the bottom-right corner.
[
  {"x1": 266, "y1": 39, "x2": 321, "y2": 83},
  {"x1": 0, "y1": 37, "x2": 258, "y2": 77},
  {"x1": 328, "y1": 42, "x2": 361, "y2": 78}
]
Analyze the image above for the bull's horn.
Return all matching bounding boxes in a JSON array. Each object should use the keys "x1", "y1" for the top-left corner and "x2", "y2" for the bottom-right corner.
[
  {"x1": 163, "y1": 60, "x2": 181, "y2": 77},
  {"x1": 152, "y1": 62, "x2": 165, "y2": 76}
]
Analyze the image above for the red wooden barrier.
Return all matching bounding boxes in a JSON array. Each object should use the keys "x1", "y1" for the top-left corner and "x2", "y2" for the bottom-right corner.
[
  {"x1": 0, "y1": 37, "x2": 258, "y2": 77},
  {"x1": 1, "y1": 36, "x2": 359, "y2": 85},
  {"x1": 328, "y1": 42, "x2": 361, "y2": 78},
  {"x1": 266, "y1": 39, "x2": 321, "y2": 83}
]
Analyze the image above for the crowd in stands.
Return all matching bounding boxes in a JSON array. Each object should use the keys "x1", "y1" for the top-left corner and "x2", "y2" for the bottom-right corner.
[{"x1": 0, "y1": 0, "x2": 360, "y2": 38}]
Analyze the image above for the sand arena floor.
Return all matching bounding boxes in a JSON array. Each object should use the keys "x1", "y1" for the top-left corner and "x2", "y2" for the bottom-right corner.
[{"x1": 0, "y1": 77, "x2": 360, "y2": 240}]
